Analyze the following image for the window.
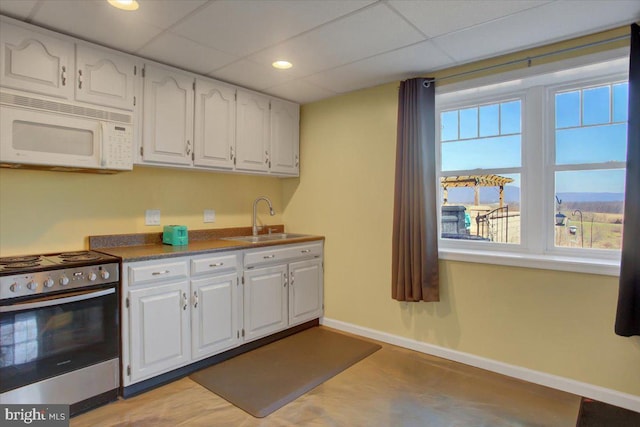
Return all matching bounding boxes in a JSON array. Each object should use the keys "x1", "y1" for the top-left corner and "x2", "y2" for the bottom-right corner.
[{"x1": 435, "y1": 51, "x2": 629, "y2": 274}]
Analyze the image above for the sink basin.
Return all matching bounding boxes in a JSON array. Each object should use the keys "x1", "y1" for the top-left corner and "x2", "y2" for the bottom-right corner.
[{"x1": 222, "y1": 233, "x2": 310, "y2": 243}]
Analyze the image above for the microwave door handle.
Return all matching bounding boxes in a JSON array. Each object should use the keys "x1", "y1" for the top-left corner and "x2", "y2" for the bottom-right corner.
[
  {"x1": 0, "y1": 288, "x2": 115, "y2": 313},
  {"x1": 99, "y1": 121, "x2": 106, "y2": 167}
]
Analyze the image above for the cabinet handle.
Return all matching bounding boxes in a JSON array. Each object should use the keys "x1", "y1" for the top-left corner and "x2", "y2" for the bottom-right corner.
[
  {"x1": 290, "y1": 272, "x2": 294, "y2": 286},
  {"x1": 78, "y1": 69, "x2": 83, "y2": 89},
  {"x1": 61, "y1": 66, "x2": 67, "y2": 86},
  {"x1": 295, "y1": 155, "x2": 299, "y2": 167},
  {"x1": 152, "y1": 270, "x2": 170, "y2": 276},
  {"x1": 229, "y1": 146, "x2": 234, "y2": 161},
  {"x1": 186, "y1": 140, "x2": 192, "y2": 155},
  {"x1": 193, "y1": 291, "x2": 198, "y2": 309},
  {"x1": 209, "y1": 262, "x2": 224, "y2": 267},
  {"x1": 265, "y1": 150, "x2": 269, "y2": 164},
  {"x1": 300, "y1": 249, "x2": 311, "y2": 253},
  {"x1": 263, "y1": 254, "x2": 275, "y2": 259},
  {"x1": 183, "y1": 292, "x2": 188, "y2": 310}
]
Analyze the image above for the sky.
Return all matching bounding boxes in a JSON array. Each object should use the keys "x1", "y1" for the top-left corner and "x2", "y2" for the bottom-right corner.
[{"x1": 440, "y1": 82, "x2": 628, "y2": 196}]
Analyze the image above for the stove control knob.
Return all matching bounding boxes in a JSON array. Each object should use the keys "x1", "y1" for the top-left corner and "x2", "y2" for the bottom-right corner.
[
  {"x1": 9, "y1": 282, "x2": 21, "y2": 292},
  {"x1": 60, "y1": 276, "x2": 69, "y2": 286},
  {"x1": 88, "y1": 272, "x2": 97, "y2": 281},
  {"x1": 100, "y1": 270, "x2": 110, "y2": 280},
  {"x1": 44, "y1": 278, "x2": 54, "y2": 288},
  {"x1": 27, "y1": 281, "x2": 37, "y2": 290}
]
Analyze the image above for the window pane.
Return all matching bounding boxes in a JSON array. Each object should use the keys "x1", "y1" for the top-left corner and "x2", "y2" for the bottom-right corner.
[
  {"x1": 500, "y1": 101, "x2": 521, "y2": 134},
  {"x1": 479, "y1": 104, "x2": 499, "y2": 137},
  {"x1": 582, "y1": 86, "x2": 610, "y2": 125},
  {"x1": 554, "y1": 169, "x2": 625, "y2": 250},
  {"x1": 441, "y1": 135, "x2": 521, "y2": 171},
  {"x1": 555, "y1": 123, "x2": 627, "y2": 165},
  {"x1": 613, "y1": 83, "x2": 628, "y2": 123},
  {"x1": 441, "y1": 110, "x2": 458, "y2": 141},
  {"x1": 459, "y1": 107, "x2": 478, "y2": 139},
  {"x1": 440, "y1": 173, "x2": 520, "y2": 244},
  {"x1": 556, "y1": 91, "x2": 580, "y2": 128}
]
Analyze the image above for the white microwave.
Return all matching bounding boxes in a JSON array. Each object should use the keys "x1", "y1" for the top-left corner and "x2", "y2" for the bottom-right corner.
[{"x1": 0, "y1": 92, "x2": 133, "y2": 173}]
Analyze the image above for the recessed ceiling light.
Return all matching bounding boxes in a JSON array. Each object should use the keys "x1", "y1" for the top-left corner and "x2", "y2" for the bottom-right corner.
[
  {"x1": 272, "y1": 60, "x2": 293, "y2": 70},
  {"x1": 107, "y1": 0, "x2": 139, "y2": 11}
]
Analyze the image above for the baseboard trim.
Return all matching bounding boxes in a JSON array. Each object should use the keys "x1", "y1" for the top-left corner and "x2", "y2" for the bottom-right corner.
[{"x1": 321, "y1": 317, "x2": 640, "y2": 413}]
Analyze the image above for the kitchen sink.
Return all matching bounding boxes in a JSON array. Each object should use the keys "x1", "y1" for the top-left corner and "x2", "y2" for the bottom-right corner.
[{"x1": 222, "y1": 233, "x2": 311, "y2": 243}]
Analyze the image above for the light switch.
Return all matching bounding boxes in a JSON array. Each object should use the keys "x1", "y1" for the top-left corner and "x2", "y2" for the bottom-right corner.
[
  {"x1": 204, "y1": 209, "x2": 215, "y2": 223},
  {"x1": 145, "y1": 209, "x2": 161, "y2": 226}
]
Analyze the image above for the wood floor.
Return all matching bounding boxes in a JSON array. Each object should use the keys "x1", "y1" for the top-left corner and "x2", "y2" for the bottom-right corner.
[{"x1": 71, "y1": 327, "x2": 581, "y2": 427}]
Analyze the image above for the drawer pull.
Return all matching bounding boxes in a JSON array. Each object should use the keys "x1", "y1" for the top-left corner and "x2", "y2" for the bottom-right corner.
[
  {"x1": 263, "y1": 254, "x2": 275, "y2": 259},
  {"x1": 209, "y1": 262, "x2": 224, "y2": 267},
  {"x1": 152, "y1": 270, "x2": 170, "y2": 276},
  {"x1": 301, "y1": 249, "x2": 311, "y2": 253}
]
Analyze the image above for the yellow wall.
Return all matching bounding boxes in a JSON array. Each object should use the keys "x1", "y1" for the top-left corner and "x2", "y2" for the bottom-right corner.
[
  {"x1": 282, "y1": 82, "x2": 640, "y2": 397},
  {"x1": 0, "y1": 167, "x2": 284, "y2": 256}
]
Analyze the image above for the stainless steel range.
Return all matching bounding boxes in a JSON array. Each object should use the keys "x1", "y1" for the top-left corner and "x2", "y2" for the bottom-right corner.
[{"x1": 0, "y1": 251, "x2": 120, "y2": 415}]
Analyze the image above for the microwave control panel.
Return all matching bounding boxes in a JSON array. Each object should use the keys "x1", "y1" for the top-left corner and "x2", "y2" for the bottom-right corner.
[{"x1": 103, "y1": 123, "x2": 133, "y2": 170}]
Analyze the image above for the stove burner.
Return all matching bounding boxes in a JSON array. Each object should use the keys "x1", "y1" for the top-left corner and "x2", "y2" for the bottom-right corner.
[
  {"x1": 59, "y1": 251, "x2": 92, "y2": 258},
  {"x1": 2, "y1": 261, "x2": 41, "y2": 269},
  {"x1": 61, "y1": 254, "x2": 102, "y2": 263},
  {"x1": 0, "y1": 255, "x2": 42, "y2": 264}
]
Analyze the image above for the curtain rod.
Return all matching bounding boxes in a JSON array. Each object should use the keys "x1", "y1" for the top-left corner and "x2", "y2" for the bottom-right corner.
[{"x1": 423, "y1": 33, "x2": 630, "y2": 87}]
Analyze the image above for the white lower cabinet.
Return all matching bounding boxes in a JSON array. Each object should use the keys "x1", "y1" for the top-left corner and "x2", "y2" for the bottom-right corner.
[
  {"x1": 242, "y1": 242, "x2": 324, "y2": 342},
  {"x1": 243, "y1": 264, "x2": 288, "y2": 342},
  {"x1": 122, "y1": 241, "x2": 323, "y2": 390},
  {"x1": 128, "y1": 280, "x2": 190, "y2": 383},
  {"x1": 191, "y1": 272, "x2": 240, "y2": 360}
]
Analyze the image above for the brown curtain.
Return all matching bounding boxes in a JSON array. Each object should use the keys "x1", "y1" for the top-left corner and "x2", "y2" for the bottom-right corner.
[
  {"x1": 615, "y1": 23, "x2": 640, "y2": 337},
  {"x1": 392, "y1": 78, "x2": 439, "y2": 302}
]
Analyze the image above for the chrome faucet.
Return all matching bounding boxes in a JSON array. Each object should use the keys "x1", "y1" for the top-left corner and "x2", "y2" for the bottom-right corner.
[{"x1": 252, "y1": 196, "x2": 275, "y2": 236}]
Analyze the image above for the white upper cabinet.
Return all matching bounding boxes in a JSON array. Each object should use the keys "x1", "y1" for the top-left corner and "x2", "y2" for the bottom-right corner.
[
  {"x1": 75, "y1": 45, "x2": 136, "y2": 111},
  {"x1": 194, "y1": 78, "x2": 236, "y2": 170},
  {"x1": 270, "y1": 99, "x2": 300, "y2": 176},
  {"x1": 142, "y1": 64, "x2": 194, "y2": 166},
  {"x1": 0, "y1": 21, "x2": 74, "y2": 100},
  {"x1": 236, "y1": 90, "x2": 270, "y2": 173}
]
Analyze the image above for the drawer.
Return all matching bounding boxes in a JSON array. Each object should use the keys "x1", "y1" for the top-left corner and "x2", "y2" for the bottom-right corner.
[
  {"x1": 244, "y1": 242, "x2": 322, "y2": 268},
  {"x1": 128, "y1": 260, "x2": 188, "y2": 285},
  {"x1": 191, "y1": 253, "x2": 237, "y2": 276}
]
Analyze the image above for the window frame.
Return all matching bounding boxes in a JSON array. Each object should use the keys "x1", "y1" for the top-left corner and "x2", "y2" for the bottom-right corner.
[{"x1": 434, "y1": 48, "x2": 629, "y2": 276}]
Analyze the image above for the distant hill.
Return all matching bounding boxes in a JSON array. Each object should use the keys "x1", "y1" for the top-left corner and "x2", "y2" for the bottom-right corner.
[{"x1": 446, "y1": 187, "x2": 624, "y2": 204}]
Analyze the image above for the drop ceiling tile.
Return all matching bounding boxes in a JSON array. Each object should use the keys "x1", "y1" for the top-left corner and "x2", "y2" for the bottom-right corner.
[
  {"x1": 172, "y1": 0, "x2": 375, "y2": 57},
  {"x1": 305, "y1": 40, "x2": 454, "y2": 94},
  {"x1": 388, "y1": 0, "x2": 550, "y2": 38},
  {"x1": 127, "y1": 0, "x2": 207, "y2": 29},
  {"x1": 209, "y1": 59, "x2": 298, "y2": 92},
  {"x1": 432, "y1": 0, "x2": 640, "y2": 64},
  {"x1": 248, "y1": 2, "x2": 425, "y2": 76},
  {"x1": 138, "y1": 33, "x2": 238, "y2": 74},
  {"x1": 0, "y1": 0, "x2": 39, "y2": 19},
  {"x1": 31, "y1": 0, "x2": 165, "y2": 52},
  {"x1": 265, "y1": 79, "x2": 338, "y2": 104}
]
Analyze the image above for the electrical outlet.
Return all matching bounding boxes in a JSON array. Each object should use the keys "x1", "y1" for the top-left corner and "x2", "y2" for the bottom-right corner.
[
  {"x1": 204, "y1": 209, "x2": 215, "y2": 223},
  {"x1": 145, "y1": 209, "x2": 161, "y2": 226}
]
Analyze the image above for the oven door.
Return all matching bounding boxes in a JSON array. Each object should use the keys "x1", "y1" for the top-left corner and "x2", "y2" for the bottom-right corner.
[{"x1": 0, "y1": 284, "x2": 118, "y2": 394}]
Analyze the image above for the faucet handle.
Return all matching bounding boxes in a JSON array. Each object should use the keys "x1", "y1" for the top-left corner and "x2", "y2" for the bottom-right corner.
[{"x1": 268, "y1": 227, "x2": 278, "y2": 235}]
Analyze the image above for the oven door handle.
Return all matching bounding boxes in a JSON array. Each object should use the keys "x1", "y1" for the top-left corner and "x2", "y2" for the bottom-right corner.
[{"x1": 0, "y1": 288, "x2": 115, "y2": 313}]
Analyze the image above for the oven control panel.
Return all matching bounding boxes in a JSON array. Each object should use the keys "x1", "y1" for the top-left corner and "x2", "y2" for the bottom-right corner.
[{"x1": 0, "y1": 263, "x2": 119, "y2": 300}]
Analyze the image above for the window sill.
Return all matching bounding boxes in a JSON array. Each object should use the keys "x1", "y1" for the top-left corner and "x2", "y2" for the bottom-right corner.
[{"x1": 438, "y1": 248, "x2": 620, "y2": 276}]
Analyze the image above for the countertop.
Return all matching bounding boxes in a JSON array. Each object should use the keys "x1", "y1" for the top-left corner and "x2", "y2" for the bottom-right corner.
[{"x1": 89, "y1": 225, "x2": 324, "y2": 262}]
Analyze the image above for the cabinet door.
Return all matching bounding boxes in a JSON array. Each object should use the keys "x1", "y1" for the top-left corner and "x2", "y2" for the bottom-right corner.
[
  {"x1": 194, "y1": 78, "x2": 236, "y2": 169},
  {"x1": 128, "y1": 280, "x2": 190, "y2": 382},
  {"x1": 243, "y1": 264, "x2": 288, "y2": 342},
  {"x1": 235, "y1": 90, "x2": 270, "y2": 173},
  {"x1": 270, "y1": 99, "x2": 299, "y2": 176},
  {"x1": 75, "y1": 45, "x2": 136, "y2": 110},
  {"x1": 142, "y1": 64, "x2": 194, "y2": 166},
  {"x1": 0, "y1": 22, "x2": 73, "y2": 99},
  {"x1": 289, "y1": 259, "x2": 323, "y2": 326},
  {"x1": 191, "y1": 272, "x2": 240, "y2": 360}
]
